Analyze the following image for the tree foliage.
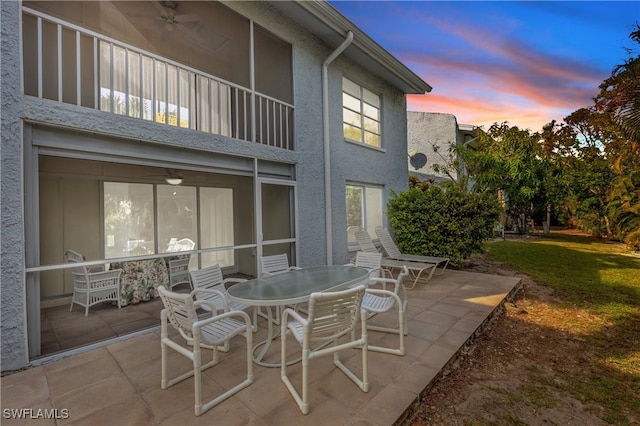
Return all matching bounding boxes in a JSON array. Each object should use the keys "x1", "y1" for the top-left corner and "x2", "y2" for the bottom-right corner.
[
  {"x1": 457, "y1": 123, "x2": 546, "y2": 231},
  {"x1": 448, "y1": 26, "x2": 640, "y2": 250}
]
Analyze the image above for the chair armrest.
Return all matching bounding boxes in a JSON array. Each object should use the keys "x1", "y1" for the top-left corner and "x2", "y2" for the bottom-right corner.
[
  {"x1": 191, "y1": 288, "x2": 229, "y2": 313},
  {"x1": 87, "y1": 265, "x2": 106, "y2": 273},
  {"x1": 365, "y1": 288, "x2": 404, "y2": 306},
  {"x1": 367, "y1": 276, "x2": 396, "y2": 286},
  {"x1": 365, "y1": 288, "x2": 396, "y2": 297},
  {"x1": 281, "y1": 306, "x2": 307, "y2": 325},
  {"x1": 86, "y1": 269, "x2": 122, "y2": 279},
  {"x1": 193, "y1": 309, "x2": 252, "y2": 331}
]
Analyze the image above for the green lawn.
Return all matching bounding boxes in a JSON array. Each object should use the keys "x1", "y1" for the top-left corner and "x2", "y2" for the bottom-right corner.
[{"x1": 485, "y1": 233, "x2": 640, "y2": 424}]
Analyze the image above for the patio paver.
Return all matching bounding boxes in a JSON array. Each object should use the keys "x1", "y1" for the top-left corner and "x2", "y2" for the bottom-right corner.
[{"x1": 1, "y1": 269, "x2": 520, "y2": 425}]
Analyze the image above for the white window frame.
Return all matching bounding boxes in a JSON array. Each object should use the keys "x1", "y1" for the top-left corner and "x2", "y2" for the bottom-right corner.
[
  {"x1": 342, "y1": 76, "x2": 381, "y2": 147},
  {"x1": 345, "y1": 183, "x2": 384, "y2": 244}
]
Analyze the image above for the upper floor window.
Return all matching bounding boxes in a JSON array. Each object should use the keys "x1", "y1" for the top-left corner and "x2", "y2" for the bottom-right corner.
[{"x1": 342, "y1": 77, "x2": 381, "y2": 148}]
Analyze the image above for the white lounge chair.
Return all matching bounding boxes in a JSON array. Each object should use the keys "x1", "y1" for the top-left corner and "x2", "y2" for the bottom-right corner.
[
  {"x1": 375, "y1": 227, "x2": 450, "y2": 277},
  {"x1": 354, "y1": 228, "x2": 380, "y2": 254},
  {"x1": 158, "y1": 285, "x2": 253, "y2": 416},
  {"x1": 280, "y1": 285, "x2": 369, "y2": 414},
  {"x1": 353, "y1": 229, "x2": 438, "y2": 286}
]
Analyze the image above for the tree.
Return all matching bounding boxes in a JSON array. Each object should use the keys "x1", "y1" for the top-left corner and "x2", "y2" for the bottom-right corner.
[
  {"x1": 458, "y1": 123, "x2": 545, "y2": 232},
  {"x1": 596, "y1": 24, "x2": 640, "y2": 144},
  {"x1": 594, "y1": 24, "x2": 640, "y2": 248},
  {"x1": 562, "y1": 108, "x2": 617, "y2": 237}
]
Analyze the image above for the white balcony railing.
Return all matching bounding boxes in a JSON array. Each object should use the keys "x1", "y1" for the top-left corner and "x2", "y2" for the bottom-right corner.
[{"x1": 22, "y1": 7, "x2": 294, "y2": 150}]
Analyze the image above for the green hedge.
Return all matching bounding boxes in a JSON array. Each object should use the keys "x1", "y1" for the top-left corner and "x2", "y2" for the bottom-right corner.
[{"x1": 387, "y1": 179, "x2": 501, "y2": 267}]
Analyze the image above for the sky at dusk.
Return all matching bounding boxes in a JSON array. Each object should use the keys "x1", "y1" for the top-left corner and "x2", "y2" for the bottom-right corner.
[{"x1": 329, "y1": 1, "x2": 640, "y2": 133}]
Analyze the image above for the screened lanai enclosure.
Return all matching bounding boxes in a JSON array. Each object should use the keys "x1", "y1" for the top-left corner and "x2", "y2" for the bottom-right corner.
[
  {"x1": 20, "y1": 1, "x2": 300, "y2": 359},
  {"x1": 32, "y1": 150, "x2": 297, "y2": 358}
]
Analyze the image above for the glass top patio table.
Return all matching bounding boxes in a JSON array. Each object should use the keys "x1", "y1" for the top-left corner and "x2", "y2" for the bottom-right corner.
[
  {"x1": 226, "y1": 265, "x2": 370, "y2": 367},
  {"x1": 226, "y1": 265, "x2": 370, "y2": 306}
]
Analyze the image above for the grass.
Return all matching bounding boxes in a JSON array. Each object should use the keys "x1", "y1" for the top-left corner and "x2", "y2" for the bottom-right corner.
[{"x1": 485, "y1": 233, "x2": 640, "y2": 424}]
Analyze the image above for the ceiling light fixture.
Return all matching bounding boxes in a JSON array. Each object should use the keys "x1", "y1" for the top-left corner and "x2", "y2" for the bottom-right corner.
[{"x1": 165, "y1": 177, "x2": 183, "y2": 186}]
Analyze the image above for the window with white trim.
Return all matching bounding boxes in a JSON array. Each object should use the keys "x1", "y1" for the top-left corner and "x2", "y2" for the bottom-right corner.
[
  {"x1": 342, "y1": 77, "x2": 381, "y2": 147},
  {"x1": 346, "y1": 183, "x2": 383, "y2": 243}
]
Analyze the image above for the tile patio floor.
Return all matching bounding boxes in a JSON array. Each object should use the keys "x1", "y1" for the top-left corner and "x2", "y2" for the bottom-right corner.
[{"x1": 1, "y1": 269, "x2": 520, "y2": 425}]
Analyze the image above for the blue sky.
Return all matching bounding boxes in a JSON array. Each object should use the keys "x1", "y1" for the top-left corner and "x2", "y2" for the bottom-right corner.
[{"x1": 329, "y1": 1, "x2": 640, "y2": 132}]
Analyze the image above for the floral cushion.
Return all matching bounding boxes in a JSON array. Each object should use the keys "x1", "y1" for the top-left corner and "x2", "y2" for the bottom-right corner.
[{"x1": 110, "y1": 258, "x2": 169, "y2": 306}]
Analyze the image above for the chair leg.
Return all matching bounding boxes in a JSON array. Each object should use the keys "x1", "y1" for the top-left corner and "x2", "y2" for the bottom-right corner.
[
  {"x1": 193, "y1": 342, "x2": 203, "y2": 416},
  {"x1": 367, "y1": 305, "x2": 406, "y2": 356},
  {"x1": 281, "y1": 324, "x2": 310, "y2": 414}
]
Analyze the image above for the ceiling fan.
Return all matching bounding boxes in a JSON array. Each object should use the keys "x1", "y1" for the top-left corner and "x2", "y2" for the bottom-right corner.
[
  {"x1": 142, "y1": 168, "x2": 185, "y2": 185},
  {"x1": 150, "y1": 1, "x2": 204, "y2": 44},
  {"x1": 163, "y1": 169, "x2": 184, "y2": 186}
]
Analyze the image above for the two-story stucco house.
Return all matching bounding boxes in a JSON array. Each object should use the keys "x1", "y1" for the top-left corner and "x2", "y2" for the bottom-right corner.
[{"x1": 0, "y1": 0, "x2": 431, "y2": 371}]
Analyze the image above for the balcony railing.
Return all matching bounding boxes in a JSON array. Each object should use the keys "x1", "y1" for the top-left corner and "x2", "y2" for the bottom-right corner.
[{"x1": 22, "y1": 7, "x2": 294, "y2": 150}]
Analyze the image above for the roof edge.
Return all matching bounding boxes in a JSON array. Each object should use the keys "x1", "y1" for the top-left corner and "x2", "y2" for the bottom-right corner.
[{"x1": 292, "y1": 1, "x2": 432, "y2": 94}]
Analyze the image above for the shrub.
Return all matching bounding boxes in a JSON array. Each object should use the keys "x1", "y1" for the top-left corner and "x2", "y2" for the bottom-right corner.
[{"x1": 387, "y1": 179, "x2": 501, "y2": 267}]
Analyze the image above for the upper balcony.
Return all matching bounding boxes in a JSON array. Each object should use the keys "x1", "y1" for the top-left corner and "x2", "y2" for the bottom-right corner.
[{"x1": 22, "y1": 1, "x2": 294, "y2": 150}]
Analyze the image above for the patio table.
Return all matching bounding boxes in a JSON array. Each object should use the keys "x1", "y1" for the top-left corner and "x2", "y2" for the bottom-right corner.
[{"x1": 226, "y1": 265, "x2": 370, "y2": 367}]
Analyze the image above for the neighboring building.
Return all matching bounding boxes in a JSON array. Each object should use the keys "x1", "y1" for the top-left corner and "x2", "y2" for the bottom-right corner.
[
  {"x1": 407, "y1": 111, "x2": 476, "y2": 182},
  {"x1": 0, "y1": 1, "x2": 430, "y2": 370}
]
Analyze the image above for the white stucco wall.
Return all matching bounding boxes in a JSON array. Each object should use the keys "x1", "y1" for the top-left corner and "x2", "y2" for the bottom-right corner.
[
  {"x1": 407, "y1": 111, "x2": 459, "y2": 181},
  {"x1": 1, "y1": 1, "x2": 411, "y2": 370}
]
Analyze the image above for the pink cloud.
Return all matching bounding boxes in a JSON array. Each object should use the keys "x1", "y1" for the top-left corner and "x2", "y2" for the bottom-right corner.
[{"x1": 397, "y1": 14, "x2": 609, "y2": 132}]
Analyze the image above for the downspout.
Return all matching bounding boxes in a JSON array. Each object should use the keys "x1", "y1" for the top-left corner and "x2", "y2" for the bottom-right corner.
[{"x1": 322, "y1": 31, "x2": 353, "y2": 265}]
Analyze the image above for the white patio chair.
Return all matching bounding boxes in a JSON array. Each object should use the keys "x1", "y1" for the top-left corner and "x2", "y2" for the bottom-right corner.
[
  {"x1": 260, "y1": 253, "x2": 301, "y2": 276},
  {"x1": 167, "y1": 255, "x2": 192, "y2": 289},
  {"x1": 259, "y1": 254, "x2": 302, "y2": 324},
  {"x1": 65, "y1": 249, "x2": 122, "y2": 317},
  {"x1": 190, "y1": 265, "x2": 257, "y2": 343},
  {"x1": 158, "y1": 285, "x2": 253, "y2": 416},
  {"x1": 361, "y1": 265, "x2": 410, "y2": 356},
  {"x1": 280, "y1": 285, "x2": 369, "y2": 415},
  {"x1": 375, "y1": 227, "x2": 450, "y2": 277},
  {"x1": 346, "y1": 251, "x2": 391, "y2": 282}
]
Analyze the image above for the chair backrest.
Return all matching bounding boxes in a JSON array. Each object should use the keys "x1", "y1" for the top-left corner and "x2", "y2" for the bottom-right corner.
[
  {"x1": 260, "y1": 254, "x2": 291, "y2": 276},
  {"x1": 65, "y1": 249, "x2": 88, "y2": 277},
  {"x1": 354, "y1": 229, "x2": 379, "y2": 254},
  {"x1": 190, "y1": 264, "x2": 225, "y2": 292},
  {"x1": 306, "y1": 285, "x2": 366, "y2": 342},
  {"x1": 374, "y1": 227, "x2": 403, "y2": 258},
  {"x1": 158, "y1": 285, "x2": 197, "y2": 339},
  {"x1": 168, "y1": 256, "x2": 191, "y2": 284},
  {"x1": 354, "y1": 251, "x2": 382, "y2": 271},
  {"x1": 65, "y1": 249, "x2": 84, "y2": 263}
]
